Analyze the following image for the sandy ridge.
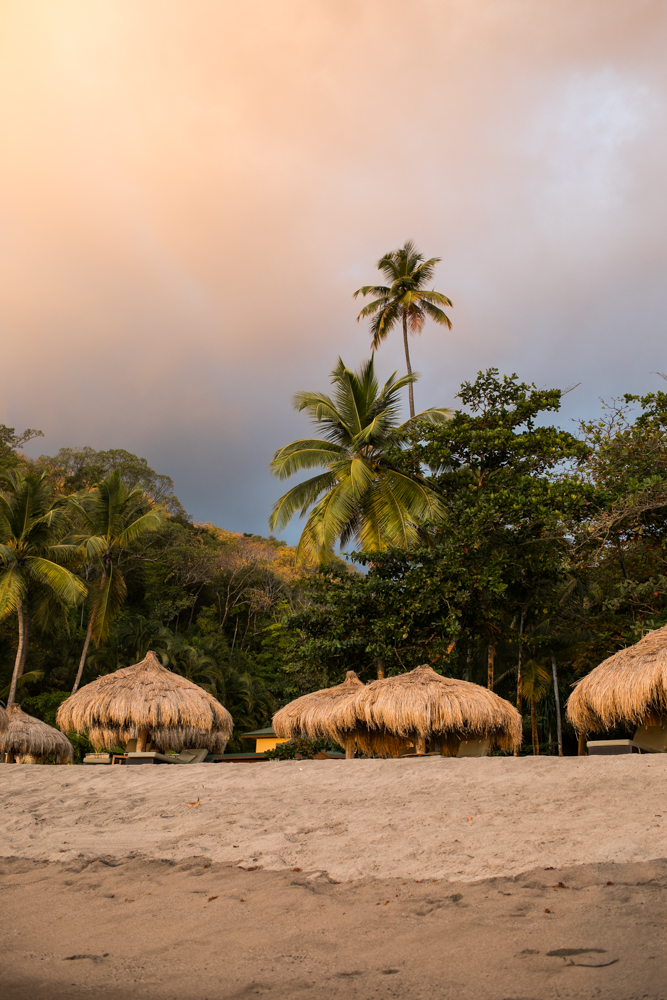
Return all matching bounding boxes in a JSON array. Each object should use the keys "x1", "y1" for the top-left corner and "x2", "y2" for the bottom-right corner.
[{"x1": 1, "y1": 755, "x2": 665, "y2": 882}]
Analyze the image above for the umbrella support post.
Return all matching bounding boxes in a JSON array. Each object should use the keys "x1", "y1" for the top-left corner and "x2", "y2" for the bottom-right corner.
[
  {"x1": 344, "y1": 737, "x2": 356, "y2": 759},
  {"x1": 578, "y1": 732, "x2": 587, "y2": 756},
  {"x1": 414, "y1": 736, "x2": 427, "y2": 755},
  {"x1": 136, "y1": 728, "x2": 149, "y2": 753}
]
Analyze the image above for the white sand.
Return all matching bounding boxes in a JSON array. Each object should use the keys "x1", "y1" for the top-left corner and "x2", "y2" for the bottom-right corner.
[{"x1": 1, "y1": 755, "x2": 665, "y2": 882}]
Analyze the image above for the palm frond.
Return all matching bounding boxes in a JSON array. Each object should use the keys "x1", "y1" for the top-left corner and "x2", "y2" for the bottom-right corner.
[
  {"x1": 0, "y1": 565, "x2": 25, "y2": 618},
  {"x1": 400, "y1": 406, "x2": 454, "y2": 429},
  {"x1": 118, "y1": 509, "x2": 166, "y2": 547},
  {"x1": 269, "y1": 472, "x2": 339, "y2": 531},
  {"x1": 90, "y1": 566, "x2": 128, "y2": 645},
  {"x1": 25, "y1": 557, "x2": 88, "y2": 606},
  {"x1": 270, "y1": 440, "x2": 346, "y2": 480}
]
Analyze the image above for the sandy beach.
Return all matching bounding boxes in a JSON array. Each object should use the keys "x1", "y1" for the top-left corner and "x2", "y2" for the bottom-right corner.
[{"x1": 1, "y1": 755, "x2": 666, "y2": 998}]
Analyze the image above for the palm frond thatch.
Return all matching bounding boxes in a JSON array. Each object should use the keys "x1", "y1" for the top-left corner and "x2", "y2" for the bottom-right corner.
[
  {"x1": 0, "y1": 704, "x2": 7, "y2": 733},
  {"x1": 336, "y1": 664, "x2": 522, "y2": 755},
  {"x1": 0, "y1": 704, "x2": 73, "y2": 761},
  {"x1": 56, "y1": 650, "x2": 233, "y2": 752},
  {"x1": 567, "y1": 625, "x2": 667, "y2": 734},
  {"x1": 273, "y1": 670, "x2": 365, "y2": 741}
]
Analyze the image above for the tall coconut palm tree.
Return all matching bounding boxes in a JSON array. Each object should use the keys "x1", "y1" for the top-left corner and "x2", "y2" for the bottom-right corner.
[
  {"x1": 269, "y1": 356, "x2": 452, "y2": 563},
  {"x1": 67, "y1": 471, "x2": 166, "y2": 694},
  {"x1": 0, "y1": 470, "x2": 87, "y2": 705},
  {"x1": 354, "y1": 240, "x2": 452, "y2": 417}
]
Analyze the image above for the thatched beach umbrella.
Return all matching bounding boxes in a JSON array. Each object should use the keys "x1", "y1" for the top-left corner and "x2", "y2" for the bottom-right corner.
[
  {"x1": 335, "y1": 664, "x2": 522, "y2": 757},
  {"x1": 56, "y1": 650, "x2": 233, "y2": 753},
  {"x1": 273, "y1": 670, "x2": 365, "y2": 758},
  {"x1": 0, "y1": 704, "x2": 8, "y2": 733},
  {"x1": 0, "y1": 705, "x2": 73, "y2": 763},
  {"x1": 567, "y1": 625, "x2": 667, "y2": 741}
]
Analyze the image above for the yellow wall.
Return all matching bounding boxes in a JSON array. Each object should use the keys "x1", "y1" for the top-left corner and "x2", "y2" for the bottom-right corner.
[{"x1": 256, "y1": 737, "x2": 290, "y2": 753}]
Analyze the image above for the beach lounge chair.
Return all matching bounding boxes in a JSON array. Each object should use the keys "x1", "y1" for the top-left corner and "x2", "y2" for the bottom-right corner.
[
  {"x1": 83, "y1": 753, "x2": 112, "y2": 764},
  {"x1": 125, "y1": 748, "x2": 209, "y2": 765},
  {"x1": 457, "y1": 739, "x2": 490, "y2": 757},
  {"x1": 632, "y1": 724, "x2": 667, "y2": 753},
  {"x1": 586, "y1": 739, "x2": 640, "y2": 755}
]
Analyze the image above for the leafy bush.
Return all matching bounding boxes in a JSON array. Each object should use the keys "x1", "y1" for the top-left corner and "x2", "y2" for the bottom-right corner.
[{"x1": 264, "y1": 736, "x2": 343, "y2": 760}]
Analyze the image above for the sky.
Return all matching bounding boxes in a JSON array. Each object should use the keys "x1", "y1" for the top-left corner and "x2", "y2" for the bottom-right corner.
[{"x1": 1, "y1": 0, "x2": 666, "y2": 543}]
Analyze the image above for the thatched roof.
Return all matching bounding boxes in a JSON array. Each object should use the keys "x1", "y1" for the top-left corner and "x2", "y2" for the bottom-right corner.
[
  {"x1": 567, "y1": 626, "x2": 667, "y2": 734},
  {"x1": 0, "y1": 704, "x2": 7, "y2": 733},
  {"x1": 0, "y1": 705, "x2": 73, "y2": 761},
  {"x1": 335, "y1": 664, "x2": 522, "y2": 756},
  {"x1": 56, "y1": 650, "x2": 234, "y2": 752},
  {"x1": 273, "y1": 670, "x2": 364, "y2": 740}
]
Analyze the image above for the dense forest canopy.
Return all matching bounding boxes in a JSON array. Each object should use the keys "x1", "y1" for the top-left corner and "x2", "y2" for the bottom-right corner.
[{"x1": 2, "y1": 368, "x2": 666, "y2": 755}]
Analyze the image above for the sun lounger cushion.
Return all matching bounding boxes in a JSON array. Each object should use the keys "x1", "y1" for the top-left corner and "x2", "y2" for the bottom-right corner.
[
  {"x1": 176, "y1": 748, "x2": 208, "y2": 763},
  {"x1": 125, "y1": 749, "x2": 209, "y2": 765},
  {"x1": 586, "y1": 739, "x2": 639, "y2": 755},
  {"x1": 632, "y1": 725, "x2": 667, "y2": 753},
  {"x1": 457, "y1": 739, "x2": 491, "y2": 758},
  {"x1": 83, "y1": 753, "x2": 112, "y2": 764}
]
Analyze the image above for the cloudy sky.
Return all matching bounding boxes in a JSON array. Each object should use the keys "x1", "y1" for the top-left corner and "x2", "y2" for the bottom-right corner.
[{"x1": 1, "y1": 1, "x2": 665, "y2": 542}]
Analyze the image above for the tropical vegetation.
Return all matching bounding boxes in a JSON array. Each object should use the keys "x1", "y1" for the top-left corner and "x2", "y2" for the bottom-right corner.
[{"x1": 3, "y1": 257, "x2": 667, "y2": 757}]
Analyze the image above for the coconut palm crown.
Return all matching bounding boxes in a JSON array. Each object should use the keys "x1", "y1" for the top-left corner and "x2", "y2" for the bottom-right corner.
[
  {"x1": 354, "y1": 240, "x2": 452, "y2": 417},
  {"x1": 0, "y1": 470, "x2": 87, "y2": 705},
  {"x1": 67, "y1": 470, "x2": 166, "y2": 694},
  {"x1": 268, "y1": 356, "x2": 451, "y2": 563}
]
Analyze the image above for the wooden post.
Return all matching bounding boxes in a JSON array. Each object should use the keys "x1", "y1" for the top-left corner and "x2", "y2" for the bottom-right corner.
[
  {"x1": 136, "y1": 728, "x2": 149, "y2": 753},
  {"x1": 376, "y1": 658, "x2": 386, "y2": 679},
  {"x1": 578, "y1": 732, "x2": 587, "y2": 756},
  {"x1": 516, "y1": 607, "x2": 526, "y2": 713},
  {"x1": 414, "y1": 735, "x2": 427, "y2": 755},
  {"x1": 345, "y1": 736, "x2": 356, "y2": 759}
]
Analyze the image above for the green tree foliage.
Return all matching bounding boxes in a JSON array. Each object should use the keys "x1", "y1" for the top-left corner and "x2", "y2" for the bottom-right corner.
[
  {"x1": 277, "y1": 370, "x2": 596, "y2": 751},
  {"x1": 0, "y1": 470, "x2": 86, "y2": 704},
  {"x1": 269, "y1": 356, "x2": 451, "y2": 563},
  {"x1": 8, "y1": 369, "x2": 667, "y2": 757},
  {"x1": 67, "y1": 470, "x2": 167, "y2": 693},
  {"x1": 33, "y1": 446, "x2": 187, "y2": 518},
  {"x1": 0, "y1": 425, "x2": 44, "y2": 468},
  {"x1": 354, "y1": 240, "x2": 452, "y2": 417}
]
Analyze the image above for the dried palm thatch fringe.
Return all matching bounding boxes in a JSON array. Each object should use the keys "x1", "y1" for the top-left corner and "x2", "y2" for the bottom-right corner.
[
  {"x1": 0, "y1": 704, "x2": 8, "y2": 733},
  {"x1": 335, "y1": 664, "x2": 522, "y2": 756},
  {"x1": 0, "y1": 704, "x2": 73, "y2": 762},
  {"x1": 567, "y1": 625, "x2": 667, "y2": 734},
  {"x1": 273, "y1": 671, "x2": 364, "y2": 740},
  {"x1": 56, "y1": 650, "x2": 233, "y2": 752}
]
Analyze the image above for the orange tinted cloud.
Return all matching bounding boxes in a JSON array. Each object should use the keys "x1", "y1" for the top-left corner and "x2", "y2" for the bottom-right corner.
[{"x1": 0, "y1": 1, "x2": 665, "y2": 533}]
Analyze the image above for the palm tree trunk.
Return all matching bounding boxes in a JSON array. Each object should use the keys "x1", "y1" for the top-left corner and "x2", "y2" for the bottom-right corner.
[
  {"x1": 487, "y1": 644, "x2": 495, "y2": 690},
  {"x1": 72, "y1": 618, "x2": 94, "y2": 695},
  {"x1": 531, "y1": 697, "x2": 539, "y2": 755},
  {"x1": 516, "y1": 607, "x2": 526, "y2": 712},
  {"x1": 551, "y1": 651, "x2": 563, "y2": 756},
  {"x1": 402, "y1": 312, "x2": 415, "y2": 418},
  {"x1": 7, "y1": 601, "x2": 28, "y2": 706}
]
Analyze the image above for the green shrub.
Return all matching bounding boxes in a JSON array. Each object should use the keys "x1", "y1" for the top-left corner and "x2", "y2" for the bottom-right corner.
[{"x1": 264, "y1": 736, "x2": 342, "y2": 760}]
